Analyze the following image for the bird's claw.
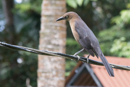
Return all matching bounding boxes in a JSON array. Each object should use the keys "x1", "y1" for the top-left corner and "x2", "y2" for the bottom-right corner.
[
  {"x1": 77, "y1": 55, "x2": 80, "y2": 60},
  {"x1": 82, "y1": 54, "x2": 90, "y2": 63},
  {"x1": 73, "y1": 54, "x2": 80, "y2": 63},
  {"x1": 86, "y1": 57, "x2": 89, "y2": 63},
  {"x1": 86, "y1": 54, "x2": 90, "y2": 63}
]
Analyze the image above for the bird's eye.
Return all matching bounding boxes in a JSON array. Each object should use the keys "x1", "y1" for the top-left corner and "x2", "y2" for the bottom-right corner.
[{"x1": 65, "y1": 15, "x2": 69, "y2": 19}]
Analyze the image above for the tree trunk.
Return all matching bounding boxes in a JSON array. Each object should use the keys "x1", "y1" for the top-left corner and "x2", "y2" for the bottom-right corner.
[
  {"x1": 38, "y1": 0, "x2": 66, "y2": 87},
  {"x1": 2, "y1": 0, "x2": 15, "y2": 44},
  {"x1": 2, "y1": 0, "x2": 14, "y2": 27}
]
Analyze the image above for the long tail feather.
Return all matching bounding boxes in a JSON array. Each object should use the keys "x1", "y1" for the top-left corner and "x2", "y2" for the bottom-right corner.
[{"x1": 99, "y1": 53, "x2": 114, "y2": 77}]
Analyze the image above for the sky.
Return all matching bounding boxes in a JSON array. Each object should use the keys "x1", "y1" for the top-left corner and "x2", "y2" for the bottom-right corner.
[{"x1": 15, "y1": 0, "x2": 22, "y2": 3}]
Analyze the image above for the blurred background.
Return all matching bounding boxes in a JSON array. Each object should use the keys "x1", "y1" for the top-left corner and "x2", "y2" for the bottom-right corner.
[{"x1": 0, "y1": 0, "x2": 130, "y2": 87}]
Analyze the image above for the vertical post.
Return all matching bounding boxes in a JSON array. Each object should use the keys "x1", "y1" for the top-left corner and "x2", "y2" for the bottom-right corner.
[{"x1": 38, "y1": 0, "x2": 66, "y2": 87}]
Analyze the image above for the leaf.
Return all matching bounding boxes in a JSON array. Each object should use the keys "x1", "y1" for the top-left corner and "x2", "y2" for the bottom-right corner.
[
  {"x1": 15, "y1": 18, "x2": 33, "y2": 33},
  {"x1": 66, "y1": 0, "x2": 77, "y2": 8},
  {"x1": 76, "y1": 0, "x2": 84, "y2": 6},
  {"x1": 127, "y1": 3, "x2": 130, "y2": 9},
  {"x1": 84, "y1": 0, "x2": 89, "y2": 6}
]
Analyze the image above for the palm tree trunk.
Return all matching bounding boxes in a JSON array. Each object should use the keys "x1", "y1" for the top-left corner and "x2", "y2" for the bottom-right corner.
[{"x1": 38, "y1": 0, "x2": 66, "y2": 87}]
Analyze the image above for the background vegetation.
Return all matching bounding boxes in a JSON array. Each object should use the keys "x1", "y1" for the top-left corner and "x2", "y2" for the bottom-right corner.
[{"x1": 0, "y1": 0, "x2": 130, "y2": 87}]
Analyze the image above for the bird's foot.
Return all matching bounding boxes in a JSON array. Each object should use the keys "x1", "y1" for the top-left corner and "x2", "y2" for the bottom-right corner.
[
  {"x1": 86, "y1": 54, "x2": 90, "y2": 63},
  {"x1": 83, "y1": 54, "x2": 90, "y2": 64},
  {"x1": 73, "y1": 54, "x2": 80, "y2": 63}
]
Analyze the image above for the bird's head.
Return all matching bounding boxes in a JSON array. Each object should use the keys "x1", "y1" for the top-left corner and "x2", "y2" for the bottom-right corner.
[{"x1": 56, "y1": 12, "x2": 79, "y2": 21}]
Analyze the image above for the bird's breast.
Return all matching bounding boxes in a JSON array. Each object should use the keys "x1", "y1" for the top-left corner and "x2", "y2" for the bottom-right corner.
[{"x1": 69, "y1": 20, "x2": 80, "y2": 42}]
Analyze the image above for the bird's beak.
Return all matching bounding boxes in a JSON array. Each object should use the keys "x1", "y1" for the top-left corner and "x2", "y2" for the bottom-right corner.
[{"x1": 56, "y1": 16, "x2": 66, "y2": 21}]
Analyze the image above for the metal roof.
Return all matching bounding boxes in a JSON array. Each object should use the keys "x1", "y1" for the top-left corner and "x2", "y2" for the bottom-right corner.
[
  {"x1": 66, "y1": 62, "x2": 102, "y2": 87},
  {"x1": 65, "y1": 56, "x2": 130, "y2": 87},
  {"x1": 88, "y1": 56, "x2": 130, "y2": 87}
]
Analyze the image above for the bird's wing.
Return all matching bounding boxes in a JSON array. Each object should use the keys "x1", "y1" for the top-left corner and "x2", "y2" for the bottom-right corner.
[
  {"x1": 78, "y1": 36, "x2": 95, "y2": 57},
  {"x1": 75, "y1": 21, "x2": 98, "y2": 57},
  {"x1": 79, "y1": 36, "x2": 91, "y2": 49}
]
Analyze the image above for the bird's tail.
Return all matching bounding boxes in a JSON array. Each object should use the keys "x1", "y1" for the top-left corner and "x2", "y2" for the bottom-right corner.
[{"x1": 99, "y1": 53, "x2": 114, "y2": 77}]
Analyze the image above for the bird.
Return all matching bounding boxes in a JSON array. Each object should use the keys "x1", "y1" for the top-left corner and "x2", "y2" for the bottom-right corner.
[{"x1": 56, "y1": 12, "x2": 114, "y2": 77}]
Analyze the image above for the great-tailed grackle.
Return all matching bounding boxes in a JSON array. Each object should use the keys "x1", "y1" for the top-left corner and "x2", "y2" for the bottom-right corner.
[{"x1": 56, "y1": 12, "x2": 114, "y2": 77}]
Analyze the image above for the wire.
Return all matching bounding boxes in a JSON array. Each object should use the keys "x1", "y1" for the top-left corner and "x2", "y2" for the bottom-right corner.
[{"x1": 0, "y1": 41, "x2": 130, "y2": 70}]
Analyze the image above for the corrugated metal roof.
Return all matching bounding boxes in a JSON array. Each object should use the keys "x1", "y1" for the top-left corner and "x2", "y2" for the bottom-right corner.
[
  {"x1": 65, "y1": 61, "x2": 99, "y2": 86},
  {"x1": 85, "y1": 55, "x2": 130, "y2": 87},
  {"x1": 65, "y1": 56, "x2": 130, "y2": 87}
]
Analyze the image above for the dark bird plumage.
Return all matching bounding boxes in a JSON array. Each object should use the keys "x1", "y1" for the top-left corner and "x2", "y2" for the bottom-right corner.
[{"x1": 56, "y1": 12, "x2": 114, "y2": 77}]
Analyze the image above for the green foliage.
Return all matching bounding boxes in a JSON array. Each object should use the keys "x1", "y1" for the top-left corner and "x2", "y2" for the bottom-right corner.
[
  {"x1": 0, "y1": 0, "x2": 42, "y2": 87},
  {"x1": 66, "y1": 0, "x2": 77, "y2": 8},
  {"x1": 76, "y1": 0, "x2": 84, "y2": 6},
  {"x1": 65, "y1": 58, "x2": 76, "y2": 76},
  {"x1": 15, "y1": 0, "x2": 42, "y2": 14},
  {"x1": 15, "y1": 3, "x2": 31, "y2": 12},
  {"x1": 112, "y1": 10, "x2": 130, "y2": 27},
  {"x1": 98, "y1": 4, "x2": 130, "y2": 58},
  {"x1": 66, "y1": 0, "x2": 89, "y2": 8},
  {"x1": 110, "y1": 37, "x2": 130, "y2": 58},
  {"x1": 66, "y1": 38, "x2": 81, "y2": 55}
]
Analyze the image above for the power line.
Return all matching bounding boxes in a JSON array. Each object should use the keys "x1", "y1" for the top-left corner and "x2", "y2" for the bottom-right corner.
[{"x1": 0, "y1": 41, "x2": 130, "y2": 70}]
